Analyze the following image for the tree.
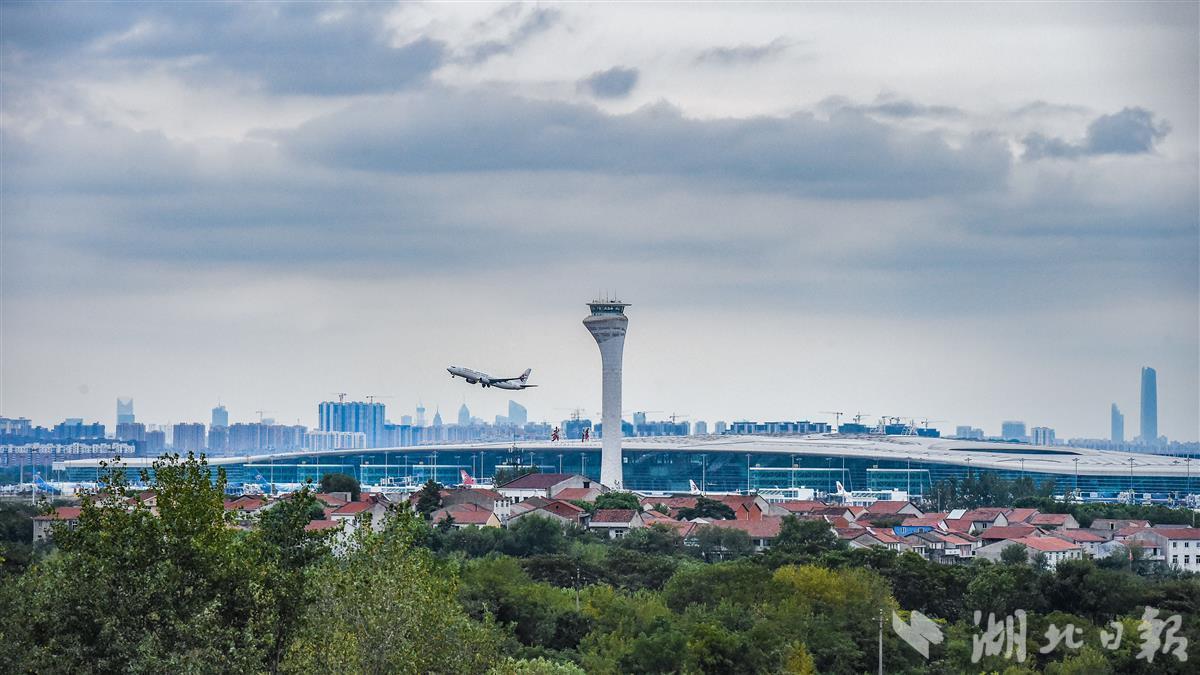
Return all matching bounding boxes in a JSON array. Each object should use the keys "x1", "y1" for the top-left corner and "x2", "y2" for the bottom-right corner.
[
  {"x1": 495, "y1": 464, "x2": 539, "y2": 486},
  {"x1": 282, "y1": 512, "x2": 499, "y2": 673},
  {"x1": 1, "y1": 453, "x2": 281, "y2": 672},
  {"x1": 694, "y1": 525, "x2": 753, "y2": 562},
  {"x1": 769, "y1": 516, "x2": 841, "y2": 560},
  {"x1": 675, "y1": 496, "x2": 736, "y2": 521},
  {"x1": 415, "y1": 479, "x2": 444, "y2": 519},
  {"x1": 1001, "y1": 543, "x2": 1029, "y2": 565},
  {"x1": 319, "y1": 472, "x2": 361, "y2": 500},
  {"x1": 593, "y1": 491, "x2": 640, "y2": 511}
]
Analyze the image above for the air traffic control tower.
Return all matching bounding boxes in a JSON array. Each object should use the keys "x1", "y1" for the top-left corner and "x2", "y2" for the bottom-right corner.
[{"x1": 584, "y1": 299, "x2": 630, "y2": 489}]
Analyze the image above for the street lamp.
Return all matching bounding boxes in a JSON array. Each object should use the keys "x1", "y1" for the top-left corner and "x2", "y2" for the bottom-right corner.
[{"x1": 1073, "y1": 458, "x2": 1079, "y2": 498}]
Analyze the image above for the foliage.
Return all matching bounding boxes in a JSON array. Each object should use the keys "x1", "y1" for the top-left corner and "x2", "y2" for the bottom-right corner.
[
  {"x1": 766, "y1": 515, "x2": 844, "y2": 563},
  {"x1": 593, "y1": 491, "x2": 640, "y2": 511},
  {"x1": 414, "y1": 479, "x2": 444, "y2": 519},
  {"x1": 675, "y1": 495, "x2": 737, "y2": 521},
  {"x1": 318, "y1": 471, "x2": 360, "y2": 500},
  {"x1": 1002, "y1": 542, "x2": 1029, "y2": 565},
  {"x1": 282, "y1": 511, "x2": 499, "y2": 673},
  {"x1": 694, "y1": 525, "x2": 754, "y2": 561},
  {"x1": 496, "y1": 465, "x2": 540, "y2": 486}
]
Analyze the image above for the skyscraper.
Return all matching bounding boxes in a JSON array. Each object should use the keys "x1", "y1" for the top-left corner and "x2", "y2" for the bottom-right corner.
[
  {"x1": 1000, "y1": 420, "x2": 1027, "y2": 442},
  {"x1": 318, "y1": 401, "x2": 386, "y2": 447},
  {"x1": 457, "y1": 403, "x2": 471, "y2": 426},
  {"x1": 1031, "y1": 426, "x2": 1056, "y2": 446},
  {"x1": 116, "y1": 398, "x2": 135, "y2": 425},
  {"x1": 584, "y1": 299, "x2": 630, "y2": 488},
  {"x1": 1140, "y1": 366, "x2": 1158, "y2": 442},
  {"x1": 694, "y1": 420, "x2": 708, "y2": 435},
  {"x1": 172, "y1": 423, "x2": 206, "y2": 452},
  {"x1": 211, "y1": 405, "x2": 229, "y2": 428},
  {"x1": 1111, "y1": 403, "x2": 1124, "y2": 443},
  {"x1": 416, "y1": 402, "x2": 426, "y2": 427},
  {"x1": 508, "y1": 400, "x2": 528, "y2": 427}
]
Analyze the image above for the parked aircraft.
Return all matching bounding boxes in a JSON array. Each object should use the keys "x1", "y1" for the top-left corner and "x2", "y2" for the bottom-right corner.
[{"x1": 446, "y1": 365, "x2": 537, "y2": 390}]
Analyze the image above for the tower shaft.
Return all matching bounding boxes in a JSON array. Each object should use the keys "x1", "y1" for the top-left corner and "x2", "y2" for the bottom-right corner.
[{"x1": 584, "y1": 300, "x2": 630, "y2": 488}]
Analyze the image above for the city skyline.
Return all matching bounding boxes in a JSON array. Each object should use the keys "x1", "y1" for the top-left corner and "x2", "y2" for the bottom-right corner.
[{"x1": 2, "y1": 3, "x2": 1197, "y2": 442}]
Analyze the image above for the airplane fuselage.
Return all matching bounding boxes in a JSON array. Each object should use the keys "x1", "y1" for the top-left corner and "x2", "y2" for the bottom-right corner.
[{"x1": 447, "y1": 365, "x2": 536, "y2": 389}]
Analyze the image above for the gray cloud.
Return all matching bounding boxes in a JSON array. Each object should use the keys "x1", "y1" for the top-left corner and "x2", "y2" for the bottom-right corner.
[
  {"x1": 460, "y1": 5, "x2": 561, "y2": 64},
  {"x1": 1, "y1": 2, "x2": 445, "y2": 95},
  {"x1": 279, "y1": 90, "x2": 1011, "y2": 199},
  {"x1": 695, "y1": 37, "x2": 792, "y2": 65},
  {"x1": 1023, "y1": 107, "x2": 1170, "y2": 159},
  {"x1": 578, "y1": 66, "x2": 639, "y2": 99},
  {"x1": 819, "y1": 95, "x2": 963, "y2": 119}
]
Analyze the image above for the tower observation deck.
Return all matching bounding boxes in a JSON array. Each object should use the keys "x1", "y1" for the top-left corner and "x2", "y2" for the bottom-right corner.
[{"x1": 584, "y1": 299, "x2": 629, "y2": 488}]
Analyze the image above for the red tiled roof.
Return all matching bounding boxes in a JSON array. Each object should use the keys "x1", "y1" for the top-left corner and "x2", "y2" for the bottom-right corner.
[
  {"x1": 333, "y1": 501, "x2": 373, "y2": 515},
  {"x1": 1052, "y1": 530, "x2": 1105, "y2": 543},
  {"x1": 1016, "y1": 536, "x2": 1080, "y2": 552},
  {"x1": 499, "y1": 473, "x2": 579, "y2": 489},
  {"x1": 434, "y1": 505, "x2": 495, "y2": 525},
  {"x1": 304, "y1": 519, "x2": 340, "y2": 532},
  {"x1": 902, "y1": 515, "x2": 945, "y2": 528},
  {"x1": 1029, "y1": 513, "x2": 1073, "y2": 526},
  {"x1": 33, "y1": 506, "x2": 82, "y2": 521},
  {"x1": 1116, "y1": 525, "x2": 1151, "y2": 537},
  {"x1": 592, "y1": 509, "x2": 638, "y2": 523},
  {"x1": 866, "y1": 501, "x2": 914, "y2": 515},
  {"x1": 1147, "y1": 527, "x2": 1200, "y2": 540},
  {"x1": 773, "y1": 500, "x2": 826, "y2": 513},
  {"x1": 1007, "y1": 508, "x2": 1039, "y2": 523},
  {"x1": 640, "y1": 495, "x2": 698, "y2": 508},
  {"x1": 314, "y1": 493, "x2": 348, "y2": 506},
  {"x1": 224, "y1": 497, "x2": 265, "y2": 512},
  {"x1": 555, "y1": 487, "x2": 598, "y2": 502},
  {"x1": 962, "y1": 508, "x2": 1008, "y2": 521},
  {"x1": 704, "y1": 516, "x2": 784, "y2": 539},
  {"x1": 979, "y1": 525, "x2": 1040, "y2": 541}
]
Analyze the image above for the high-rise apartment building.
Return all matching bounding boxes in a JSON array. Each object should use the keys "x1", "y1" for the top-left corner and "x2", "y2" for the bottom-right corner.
[
  {"x1": 508, "y1": 400, "x2": 528, "y2": 427},
  {"x1": 1140, "y1": 367, "x2": 1158, "y2": 442},
  {"x1": 694, "y1": 420, "x2": 708, "y2": 435},
  {"x1": 172, "y1": 423, "x2": 206, "y2": 452},
  {"x1": 115, "y1": 422, "x2": 146, "y2": 443},
  {"x1": 211, "y1": 405, "x2": 229, "y2": 428},
  {"x1": 584, "y1": 299, "x2": 630, "y2": 488},
  {"x1": 1031, "y1": 426, "x2": 1056, "y2": 446},
  {"x1": 116, "y1": 398, "x2": 135, "y2": 425},
  {"x1": 715, "y1": 421, "x2": 728, "y2": 435},
  {"x1": 318, "y1": 401, "x2": 385, "y2": 447},
  {"x1": 1111, "y1": 403, "x2": 1125, "y2": 443},
  {"x1": 1001, "y1": 421, "x2": 1027, "y2": 442}
]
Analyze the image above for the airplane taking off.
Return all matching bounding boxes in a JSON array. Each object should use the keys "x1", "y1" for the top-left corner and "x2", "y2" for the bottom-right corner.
[{"x1": 446, "y1": 365, "x2": 537, "y2": 390}]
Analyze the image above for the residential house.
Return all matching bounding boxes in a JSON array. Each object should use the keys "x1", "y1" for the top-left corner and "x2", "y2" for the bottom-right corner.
[
  {"x1": 32, "y1": 506, "x2": 82, "y2": 543},
  {"x1": 589, "y1": 509, "x2": 645, "y2": 538},
  {"x1": 1127, "y1": 528, "x2": 1200, "y2": 572}
]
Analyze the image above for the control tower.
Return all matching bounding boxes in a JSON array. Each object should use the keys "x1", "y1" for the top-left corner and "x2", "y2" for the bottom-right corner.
[{"x1": 584, "y1": 299, "x2": 630, "y2": 489}]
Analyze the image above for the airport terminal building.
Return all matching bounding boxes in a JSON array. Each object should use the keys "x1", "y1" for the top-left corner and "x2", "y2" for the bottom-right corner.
[{"x1": 54, "y1": 434, "x2": 1199, "y2": 500}]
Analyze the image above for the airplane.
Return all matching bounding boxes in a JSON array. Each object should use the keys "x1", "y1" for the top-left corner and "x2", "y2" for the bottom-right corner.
[{"x1": 446, "y1": 365, "x2": 537, "y2": 390}]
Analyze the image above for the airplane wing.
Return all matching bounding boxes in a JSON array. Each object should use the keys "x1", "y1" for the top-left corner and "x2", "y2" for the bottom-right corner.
[{"x1": 490, "y1": 368, "x2": 532, "y2": 383}]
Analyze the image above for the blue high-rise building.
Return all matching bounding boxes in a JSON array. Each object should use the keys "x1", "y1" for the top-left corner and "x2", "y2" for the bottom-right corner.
[
  {"x1": 318, "y1": 401, "x2": 386, "y2": 448},
  {"x1": 211, "y1": 405, "x2": 229, "y2": 428},
  {"x1": 508, "y1": 400, "x2": 528, "y2": 427},
  {"x1": 1140, "y1": 367, "x2": 1158, "y2": 442},
  {"x1": 1110, "y1": 403, "x2": 1124, "y2": 443},
  {"x1": 116, "y1": 398, "x2": 135, "y2": 425}
]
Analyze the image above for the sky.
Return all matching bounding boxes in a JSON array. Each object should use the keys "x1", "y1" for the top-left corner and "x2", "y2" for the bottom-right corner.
[{"x1": 1, "y1": 2, "x2": 1197, "y2": 441}]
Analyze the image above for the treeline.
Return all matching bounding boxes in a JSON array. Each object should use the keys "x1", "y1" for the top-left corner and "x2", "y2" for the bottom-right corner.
[{"x1": 1, "y1": 454, "x2": 1197, "y2": 674}]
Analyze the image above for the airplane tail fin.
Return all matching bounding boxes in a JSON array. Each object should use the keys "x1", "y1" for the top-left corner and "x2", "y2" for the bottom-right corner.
[
  {"x1": 460, "y1": 469, "x2": 475, "y2": 486},
  {"x1": 835, "y1": 481, "x2": 845, "y2": 494},
  {"x1": 520, "y1": 368, "x2": 532, "y2": 382},
  {"x1": 689, "y1": 479, "x2": 701, "y2": 495}
]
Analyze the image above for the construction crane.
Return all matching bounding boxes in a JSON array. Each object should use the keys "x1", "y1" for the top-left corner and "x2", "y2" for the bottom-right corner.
[
  {"x1": 669, "y1": 412, "x2": 689, "y2": 424},
  {"x1": 365, "y1": 394, "x2": 394, "y2": 404},
  {"x1": 820, "y1": 411, "x2": 845, "y2": 427},
  {"x1": 920, "y1": 418, "x2": 946, "y2": 429},
  {"x1": 555, "y1": 407, "x2": 588, "y2": 421},
  {"x1": 254, "y1": 409, "x2": 276, "y2": 422},
  {"x1": 330, "y1": 392, "x2": 348, "y2": 403},
  {"x1": 852, "y1": 412, "x2": 871, "y2": 425}
]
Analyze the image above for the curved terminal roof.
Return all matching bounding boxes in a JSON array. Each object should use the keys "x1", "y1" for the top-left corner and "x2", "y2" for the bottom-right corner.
[{"x1": 57, "y1": 433, "x2": 1193, "y2": 478}]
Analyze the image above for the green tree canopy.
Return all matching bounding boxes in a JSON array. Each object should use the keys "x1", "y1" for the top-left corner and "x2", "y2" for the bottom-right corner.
[
  {"x1": 319, "y1": 471, "x2": 361, "y2": 500},
  {"x1": 675, "y1": 495, "x2": 736, "y2": 521},
  {"x1": 593, "y1": 491, "x2": 640, "y2": 511},
  {"x1": 415, "y1": 479, "x2": 444, "y2": 519}
]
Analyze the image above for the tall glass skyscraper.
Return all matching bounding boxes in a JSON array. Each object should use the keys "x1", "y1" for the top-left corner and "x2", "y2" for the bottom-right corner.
[
  {"x1": 116, "y1": 398, "x2": 135, "y2": 425},
  {"x1": 1110, "y1": 403, "x2": 1124, "y2": 443},
  {"x1": 1140, "y1": 366, "x2": 1158, "y2": 442}
]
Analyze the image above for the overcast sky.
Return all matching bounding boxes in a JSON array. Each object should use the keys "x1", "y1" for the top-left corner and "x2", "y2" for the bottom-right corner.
[{"x1": 2, "y1": 2, "x2": 1197, "y2": 441}]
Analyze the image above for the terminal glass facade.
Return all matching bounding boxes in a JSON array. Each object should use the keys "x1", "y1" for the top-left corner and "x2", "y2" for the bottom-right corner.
[{"x1": 56, "y1": 447, "x2": 1199, "y2": 497}]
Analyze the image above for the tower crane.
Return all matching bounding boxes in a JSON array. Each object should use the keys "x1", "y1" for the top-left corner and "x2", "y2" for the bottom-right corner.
[
  {"x1": 820, "y1": 411, "x2": 845, "y2": 427},
  {"x1": 330, "y1": 392, "x2": 348, "y2": 403}
]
